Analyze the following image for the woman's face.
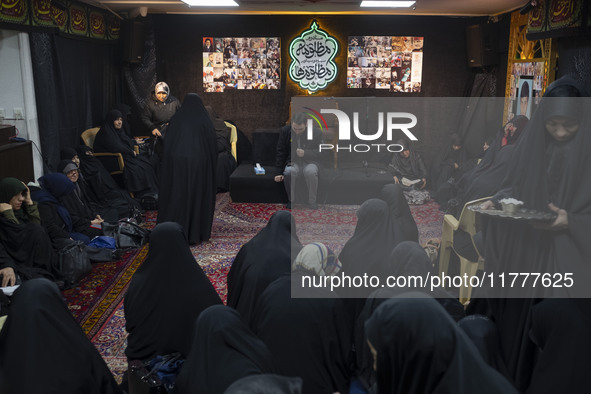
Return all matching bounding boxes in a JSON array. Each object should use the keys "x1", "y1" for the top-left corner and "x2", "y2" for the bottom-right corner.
[
  {"x1": 66, "y1": 169, "x2": 79, "y2": 183},
  {"x1": 113, "y1": 117, "x2": 123, "y2": 130},
  {"x1": 545, "y1": 116, "x2": 579, "y2": 142},
  {"x1": 9, "y1": 192, "x2": 24, "y2": 211},
  {"x1": 156, "y1": 91, "x2": 167, "y2": 103},
  {"x1": 72, "y1": 155, "x2": 80, "y2": 167}
]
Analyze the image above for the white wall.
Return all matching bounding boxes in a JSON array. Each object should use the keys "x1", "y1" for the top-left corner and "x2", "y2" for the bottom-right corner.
[{"x1": 0, "y1": 28, "x2": 43, "y2": 180}]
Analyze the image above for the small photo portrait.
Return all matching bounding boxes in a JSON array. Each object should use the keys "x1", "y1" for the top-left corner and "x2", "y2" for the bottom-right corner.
[
  {"x1": 203, "y1": 37, "x2": 213, "y2": 52},
  {"x1": 203, "y1": 67, "x2": 214, "y2": 83},
  {"x1": 412, "y1": 37, "x2": 424, "y2": 51},
  {"x1": 376, "y1": 76, "x2": 391, "y2": 89},
  {"x1": 251, "y1": 37, "x2": 266, "y2": 49},
  {"x1": 214, "y1": 82, "x2": 224, "y2": 92},
  {"x1": 392, "y1": 52, "x2": 403, "y2": 67},
  {"x1": 391, "y1": 66, "x2": 402, "y2": 82},
  {"x1": 347, "y1": 77, "x2": 361, "y2": 88},
  {"x1": 349, "y1": 36, "x2": 361, "y2": 46},
  {"x1": 214, "y1": 38, "x2": 223, "y2": 52},
  {"x1": 391, "y1": 81, "x2": 403, "y2": 92},
  {"x1": 362, "y1": 77, "x2": 376, "y2": 89},
  {"x1": 391, "y1": 36, "x2": 404, "y2": 51},
  {"x1": 204, "y1": 82, "x2": 215, "y2": 93},
  {"x1": 402, "y1": 37, "x2": 413, "y2": 52},
  {"x1": 267, "y1": 38, "x2": 280, "y2": 50},
  {"x1": 517, "y1": 77, "x2": 533, "y2": 119},
  {"x1": 213, "y1": 67, "x2": 224, "y2": 82},
  {"x1": 404, "y1": 82, "x2": 413, "y2": 92},
  {"x1": 412, "y1": 82, "x2": 421, "y2": 92}
]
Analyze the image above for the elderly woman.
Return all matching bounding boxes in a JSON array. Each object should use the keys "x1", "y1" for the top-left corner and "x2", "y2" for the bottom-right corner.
[{"x1": 0, "y1": 178, "x2": 57, "y2": 286}]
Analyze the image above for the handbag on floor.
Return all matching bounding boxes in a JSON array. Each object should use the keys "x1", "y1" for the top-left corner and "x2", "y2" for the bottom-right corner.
[
  {"x1": 128, "y1": 353, "x2": 184, "y2": 394},
  {"x1": 102, "y1": 220, "x2": 151, "y2": 250},
  {"x1": 57, "y1": 240, "x2": 92, "y2": 289}
]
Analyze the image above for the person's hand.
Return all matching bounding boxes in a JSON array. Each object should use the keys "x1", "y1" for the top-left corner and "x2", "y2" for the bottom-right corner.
[
  {"x1": 134, "y1": 137, "x2": 144, "y2": 144},
  {"x1": 533, "y1": 203, "x2": 569, "y2": 231},
  {"x1": 0, "y1": 267, "x2": 16, "y2": 287},
  {"x1": 152, "y1": 128, "x2": 162, "y2": 137},
  {"x1": 274, "y1": 175, "x2": 284, "y2": 182},
  {"x1": 0, "y1": 203, "x2": 11, "y2": 212},
  {"x1": 91, "y1": 215, "x2": 104, "y2": 225},
  {"x1": 420, "y1": 178, "x2": 427, "y2": 189},
  {"x1": 296, "y1": 148, "x2": 304, "y2": 158},
  {"x1": 479, "y1": 200, "x2": 495, "y2": 210},
  {"x1": 454, "y1": 162, "x2": 459, "y2": 169},
  {"x1": 21, "y1": 182, "x2": 33, "y2": 205},
  {"x1": 393, "y1": 176, "x2": 400, "y2": 184}
]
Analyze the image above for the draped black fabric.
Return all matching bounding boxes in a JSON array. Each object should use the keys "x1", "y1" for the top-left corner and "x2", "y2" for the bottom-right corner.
[
  {"x1": 525, "y1": 299, "x2": 591, "y2": 393},
  {"x1": 388, "y1": 145, "x2": 427, "y2": 182},
  {"x1": 124, "y1": 222, "x2": 222, "y2": 361},
  {"x1": 482, "y1": 76, "x2": 591, "y2": 390},
  {"x1": 75, "y1": 145, "x2": 142, "y2": 219},
  {"x1": 379, "y1": 184, "x2": 419, "y2": 245},
  {"x1": 457, "y1": 315, "x2": 513, "y2": 382},
  {"x1": 29, "y1": 32, "x2": 119, "y2": 171},
  {"x1": 94, "y1": 109, "x2": 159, "y2": 195},
  {"x1": 364, "y1": 295, "x2": 518, "y2": 394},
  {"x1": 224, "y1": 374, "x2": 303, "y2": 394},
  {"x1": 353, "y1": 242, "x2": 464, "y2": 391},
  {"x1": 251, "y1": 273, "x2": 352, "y2": 394},
  {"x1": 175, "y1": 305, "x2": 276, "y2": 394},
  {"x1": 0, "y1": 178, "x2": 56, "y2": 281},
  {"x1": 227, "y1": 210, "x2": 302, "y2": 326},
  {"x1": 205, "y1": 105, "x2": 237, "y2": 192},
  {"x1": 0, "y1": 278, "x2": 123, "y2": 394},
  {"x1": 430, "y1": 134, "x2": 469, "y2": 193},
  {"x1": 454, "y1": 116, "x2": 529, "y2": 207},
  {"x1": 157, "y1": 93, "x2": 217, "y2": 244}
]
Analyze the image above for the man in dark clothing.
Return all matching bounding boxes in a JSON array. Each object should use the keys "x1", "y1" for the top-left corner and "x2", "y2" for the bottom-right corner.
[{"x1": 274, "y1": 112, "x2": 323, "y2": 209}]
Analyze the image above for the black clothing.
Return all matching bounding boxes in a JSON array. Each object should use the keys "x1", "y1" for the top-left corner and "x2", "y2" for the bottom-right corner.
[
  {"x1": 224, "y1": 374, "x2": 303, "y2": 394},
  {"x1": 140, "y1": 93, "x2": 181, "y2": 136},
  {"x1": 205, "y1": 105, "x2": 237, "y2": 192},
  {"x1": 157, "y1": 93, "x2": 218, "y2": 245},
  {"x1": 482, "y1": 77, "x2": 591, "y2": 390},
  {"x1": 430, "y1": 140, "x2": 469, "y2": 193},
  {"x1": 94, "y1": 109, "x2": 158, "y2": 196},
  {"x1": 124, "y1": 222, "x2": 222, "y2": 361},
  {"x1": 0, "y1": 178, "x2": 56, "y2": 281},
  {"x1": 75, "y1": 145, "x2": 142, "y2": 219},
  {"x1": 251, "y1": 273, "x2": 352, "y2": 394},
  {"x1": 174, "y1": 305, "x2": 276, "y2": 394},
  {"x1": 365, "y1": 295, "x2": 518, "y2": 394},
  {"x1": 275, "y1": 124, "x2": 323, "y2": 170},
  {"x1": 0, "y1": 278, "x2": 123, "y2": 394},
  {"x1": 388, "y1": 149, "x2": 427, "y2": 182},
  {"x1": 227, "y1": 210, "x2": 302, "y2": 326},
  {"x1": 379, "y1": 183, "x2": 419, "y2": 244}
]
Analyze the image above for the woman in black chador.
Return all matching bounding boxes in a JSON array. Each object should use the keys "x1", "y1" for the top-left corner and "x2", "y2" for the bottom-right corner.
[
  {"x1": 0, "y1": 278, "x2": 123, "y2": 394},
  {"x1": 364, "y1": 295, "x2": 518, "y2": 394},
  {"x1": 124, "y1": 222, "x2": 222, "y2": 364},
  {"x1": 93, "y1": 109, "x2": 158, "y2": 199},
  {"x1": 157, "y1": 93, "x2": 218, "y2": 245},
  {"x1": 227, "y1": 210, "x2": 302, "y2": 325},
  {"x1": 480, "y1": 76, "x2": 591, "y2": 391}
]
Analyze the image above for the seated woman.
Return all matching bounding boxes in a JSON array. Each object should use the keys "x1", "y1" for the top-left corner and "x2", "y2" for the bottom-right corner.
[
  {"x1": 205, "y1": 105, "x2": 237, "y2": 192},
  {"x1": 365, "y1": 295, "x2": 518, "y2": 394},
  {"x1": 32, "y1": 172, "x2": 102, "y2": 245},
  {"x1": 94, "y1": 109, "x2": 159, "y2": 205},
  {"x1": 75, "y1": 145, "x2": 143, "y2": 220},
  {"x1": 379, "y1": 183, "x2": 419, "y2": 245},
  {"x1": 250, "y1": 243, "x2": 351, "y2": 394},
  {"x1": 124, "y1": 222, "x2": 222, "y2": 370},
  {"x1": 227, "y1": 210, "x2": 302, "y2": 325},
  {"x1": 0, "y1": 178, "x2": 57, "y2": 286},
  {"x1": 388, "y1": 139, "x2": 429, "y2": 204},
  {"x1": 175, "y1": 305, "x2": 277, "y2": 394},
  {"x1": 0, "y1": 278, "x2": 123, "y2": 394}
]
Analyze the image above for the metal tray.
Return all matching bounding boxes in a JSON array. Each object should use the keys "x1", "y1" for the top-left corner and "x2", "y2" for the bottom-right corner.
[{"x1": 469, "y1": 206, "x2": 557, "y2": 223}]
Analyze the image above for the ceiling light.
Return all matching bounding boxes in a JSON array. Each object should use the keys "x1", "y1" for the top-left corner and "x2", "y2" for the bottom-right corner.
[
  {"x1": 181, "y1": 0, "x2": 238, "y2": 6},
  {"x1": 360, "y1": 1, "x2": 416, "y2": 7}
]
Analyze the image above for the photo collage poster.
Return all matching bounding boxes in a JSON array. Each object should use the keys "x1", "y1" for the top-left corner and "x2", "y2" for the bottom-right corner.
[
  {"x1": 507, "y1": 61, "x2": 545, "y2": 121},
  {"x1": 203, "y1": 37, "x2": 281, "y2": 92},
  {"x1": 347, "y1": 36, "x2": 424, "y2": 92}
]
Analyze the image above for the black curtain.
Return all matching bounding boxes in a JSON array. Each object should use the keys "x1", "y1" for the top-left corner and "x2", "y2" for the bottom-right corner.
[{"x1": 29, "y1": 32, "x2": 120, "y2": 172}]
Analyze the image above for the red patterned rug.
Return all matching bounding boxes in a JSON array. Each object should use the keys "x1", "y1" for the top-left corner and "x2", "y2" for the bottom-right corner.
[{"x1": 64, "y1": 193, "x2": 443, "y2": 381}]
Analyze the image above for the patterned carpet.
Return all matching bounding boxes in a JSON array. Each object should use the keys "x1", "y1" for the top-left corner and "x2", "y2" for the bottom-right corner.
[{"x1": 64, "y1": 192, "x2": 443, "y2": 382}]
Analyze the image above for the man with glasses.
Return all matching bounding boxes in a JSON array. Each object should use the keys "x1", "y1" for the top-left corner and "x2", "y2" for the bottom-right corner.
[{"x1": 274, "y1": 112, "x2": 323, "y2": 209}]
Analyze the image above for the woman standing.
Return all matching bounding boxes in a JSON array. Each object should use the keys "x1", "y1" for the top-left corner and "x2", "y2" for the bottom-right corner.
[{"x1": 157, "y1": 93, "x2": 217, "y2": 245}]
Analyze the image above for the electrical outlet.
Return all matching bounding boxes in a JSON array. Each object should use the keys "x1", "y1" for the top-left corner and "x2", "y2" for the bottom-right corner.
[
  {"x1": 13, "y1": 108, "x2": 23, "y2": 120},
  {"x1": 0, "y1": 108, "x2": 5, "y2": 119}
]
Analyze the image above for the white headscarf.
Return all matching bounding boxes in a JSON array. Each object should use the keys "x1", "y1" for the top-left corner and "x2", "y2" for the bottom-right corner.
[
  {"x1": 155, "y1": 81, "x2": 170, "y2": 95},
  {"x1": 292, "y1": 242, "x2": 341, "y2": 276}
]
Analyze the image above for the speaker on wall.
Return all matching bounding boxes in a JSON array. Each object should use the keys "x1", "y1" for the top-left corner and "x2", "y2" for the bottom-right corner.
[
  {"x1": 466, "y1": 23, "x2": 499, "y2": 68},
  {"x1": 120, "y1": 20, "x2": 145, "y2": 64}
]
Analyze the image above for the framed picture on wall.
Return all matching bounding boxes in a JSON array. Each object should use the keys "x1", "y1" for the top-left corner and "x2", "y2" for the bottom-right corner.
[{"x1": 516, "y1": 76, "x2": 533, "y2": 119}]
